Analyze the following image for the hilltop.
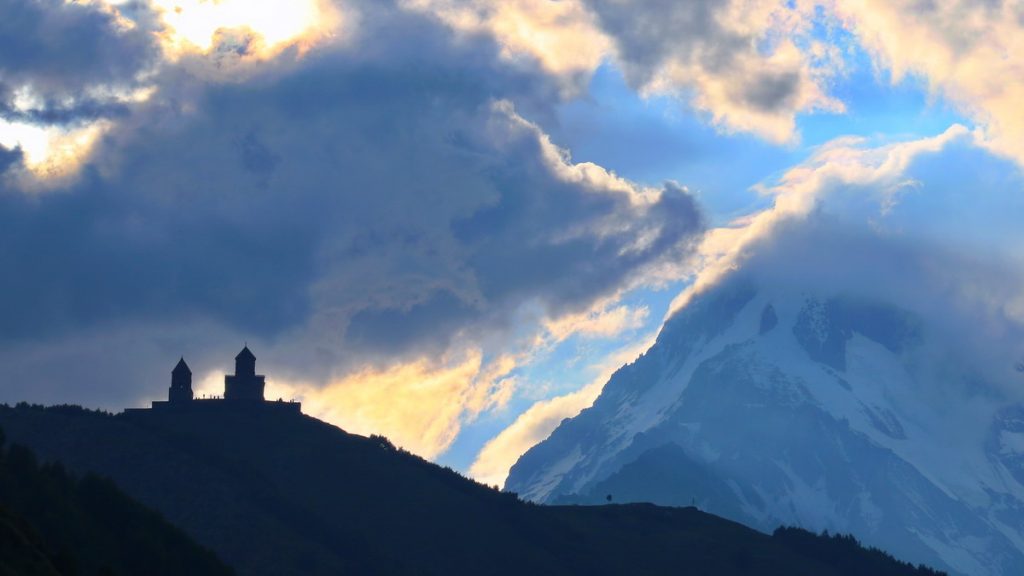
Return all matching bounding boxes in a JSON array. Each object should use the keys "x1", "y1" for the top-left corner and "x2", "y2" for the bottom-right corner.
[{"x1": 0, "y1": 403, "x2": 941, "y2": 576}]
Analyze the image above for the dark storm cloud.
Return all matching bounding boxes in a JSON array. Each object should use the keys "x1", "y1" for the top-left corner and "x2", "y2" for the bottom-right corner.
[
  {"x1": 0, "y1": 0, "x2": 703, "y2": 400},
  {"x1": 0, "y1": 168, "x2": 318, "y2": 341},
  {"x1": 0, "y1": 96, "x2": 131, "y2": 124},
  {"x1": 0, "y1": 0, "x2": 157, "y2": 93}
]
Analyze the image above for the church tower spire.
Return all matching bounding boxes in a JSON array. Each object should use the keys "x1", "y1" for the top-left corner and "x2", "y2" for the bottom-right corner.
[
  {"x1": 169, "y1": 357, "x2": 193, "y2": 403},
  {"x1": 224, "y1": 345, "x2": 265, "y2": 401},
  {"x1": 235, "y1": 345, "x2": 256, "y2": 377}
]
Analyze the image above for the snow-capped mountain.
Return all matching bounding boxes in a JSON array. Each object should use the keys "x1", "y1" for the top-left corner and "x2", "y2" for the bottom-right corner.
[{"x1": 505, "y1": 274, "x2": 1024, "y2": 576}]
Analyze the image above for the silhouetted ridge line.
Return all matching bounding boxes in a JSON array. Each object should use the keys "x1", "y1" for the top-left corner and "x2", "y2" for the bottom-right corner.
[{"x1": 0, "y1": 402, "x2": 946, "y2": 576}]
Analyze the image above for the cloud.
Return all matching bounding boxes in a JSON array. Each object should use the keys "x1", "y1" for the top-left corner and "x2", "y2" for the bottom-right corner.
[
  {"x1": 664, "y1": 122, "x2": 1024, "y2": 402},
  {"x1": 0, "y1": 0, "x2": 160, "y2": 186},
  {"x1": 469, "y1": 335, "x2": 655, "y2": 487},
  {"x1": 404, "y1": 0, "x2": 610, "y2": 86},
  {"x1": 299, "y1": 122, "x2": 1024, "y2": 462},
  {"x1": 293, "y1": 350, "x2": 489, "y2": 459},
  {"x1": 266, "y1": 347, "x2": 520, "y2": 460},
  {"x1": 0, "y1": 117, "x2": 115, "y2": 186},
  {"x1": 147, "y1": 0, "x2": 342, "y2": 61},
  {"x1": 0, "y1": 319, "x2": 243, "y2": 409},
  {"x1": 470, "y1": 382, "x2": 602, "y2": 487},
  {"x1": 585, "y1": 0, "x2": 844, "y2": 142},
  {"x1": 404, "y1": 0, "x2": 1024, "y2": 149},
  {"x1": 706, "y1": 212, "x2": 1024, "y2": 422},
  {"x1": 542, "y1": 300, "x2": 649, "y2": 343},
  {"x1": 830, "y1": 0, "x2": 1024, "y2": 164},
  {"x1": 0, "y1": 0, "x2": 704, "y2": 457},
  {"x1": 0, "y1": 0, "x2": 157, "y2": 95},
  {"x1": 408, "y1": 0, "x2": 844, "y2": 142},
  {"x1": 668, "y1": 123, "x2": 975, "y2": 315},
  {"x1": 0, "y1": 146, "x2": 20, "y2": 175},
  {"x1": 474, "y1": 125, "x2": 1024, "y2": 493},
  {"x1": 3, "y1": 0, "x2": 1022, "y2": 479}
]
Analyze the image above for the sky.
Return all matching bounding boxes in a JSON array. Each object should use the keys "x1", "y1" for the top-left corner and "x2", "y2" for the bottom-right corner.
[{"x1": 1, "y1": 0, "x2": 1022, "y2": 487}]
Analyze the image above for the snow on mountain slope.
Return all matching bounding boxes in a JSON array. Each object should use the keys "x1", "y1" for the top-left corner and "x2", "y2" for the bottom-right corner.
[{"x1": 506, "y1": 274, "x2": 1024, "y2": 576}]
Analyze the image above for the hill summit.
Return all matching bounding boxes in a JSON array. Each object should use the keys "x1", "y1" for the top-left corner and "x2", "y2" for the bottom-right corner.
[
  {"x1": 0, "y1": 394, "x2": 943, "y2": 575},
  {"x1": 126, "y1": 346, "x2": 300, "y2": 415}
]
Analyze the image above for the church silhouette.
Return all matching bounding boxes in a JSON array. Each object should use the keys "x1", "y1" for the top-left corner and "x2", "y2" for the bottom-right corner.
[{"x1": 134, "y1": 346, "x2": 300, "y2": 413}]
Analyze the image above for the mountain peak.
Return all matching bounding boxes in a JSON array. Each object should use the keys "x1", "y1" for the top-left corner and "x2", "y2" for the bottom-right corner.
[{"x1": 506, "y1": 277, "x2": 1024, "y2": 576}]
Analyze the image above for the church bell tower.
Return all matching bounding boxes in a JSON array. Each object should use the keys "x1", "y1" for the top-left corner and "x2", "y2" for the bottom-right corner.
[
  {"x1": 169, "y1": 357, "x2": 194, "y2": 403},
  {"x1": 224, "y1": 345, "x2": 266, "y2": 401}
]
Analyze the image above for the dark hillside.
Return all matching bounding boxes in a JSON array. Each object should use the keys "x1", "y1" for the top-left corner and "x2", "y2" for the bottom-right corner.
[
  {"x1": 0, "y1": 429, "x2": 232, "y2": 576},
  {"x1": 0, "y1": 506, "x2": 61, "y2": 576},
  {"x1": 0, "y1": 404, "x2": 943, "y2": 576}
]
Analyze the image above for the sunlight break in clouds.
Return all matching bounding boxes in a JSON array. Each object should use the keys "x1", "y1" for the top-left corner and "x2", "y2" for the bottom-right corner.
[
  {"x1": 0, "y1": 118, "x2": 111, "y2": 188},
  {"x1": 127, "y1": 0, "x2": 342, "y2": 61}
]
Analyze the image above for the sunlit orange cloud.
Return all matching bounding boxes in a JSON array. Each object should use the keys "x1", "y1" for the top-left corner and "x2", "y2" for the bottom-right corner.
[
  {"x1": 260, "y1": 350, "x2": 517, "y2": 460},
  {"x1": 828, "y1": 0, "x2": 1024, "y2": 165},
  {"x1": 143, "y1": 0, "x2": 343, "y2": 61},
  {"x1": 403, "y1": 0, "x2": 608, "y2": 86},
  {"x1": 540, "y1": 300, "x2": 649, "y2": 345}
]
